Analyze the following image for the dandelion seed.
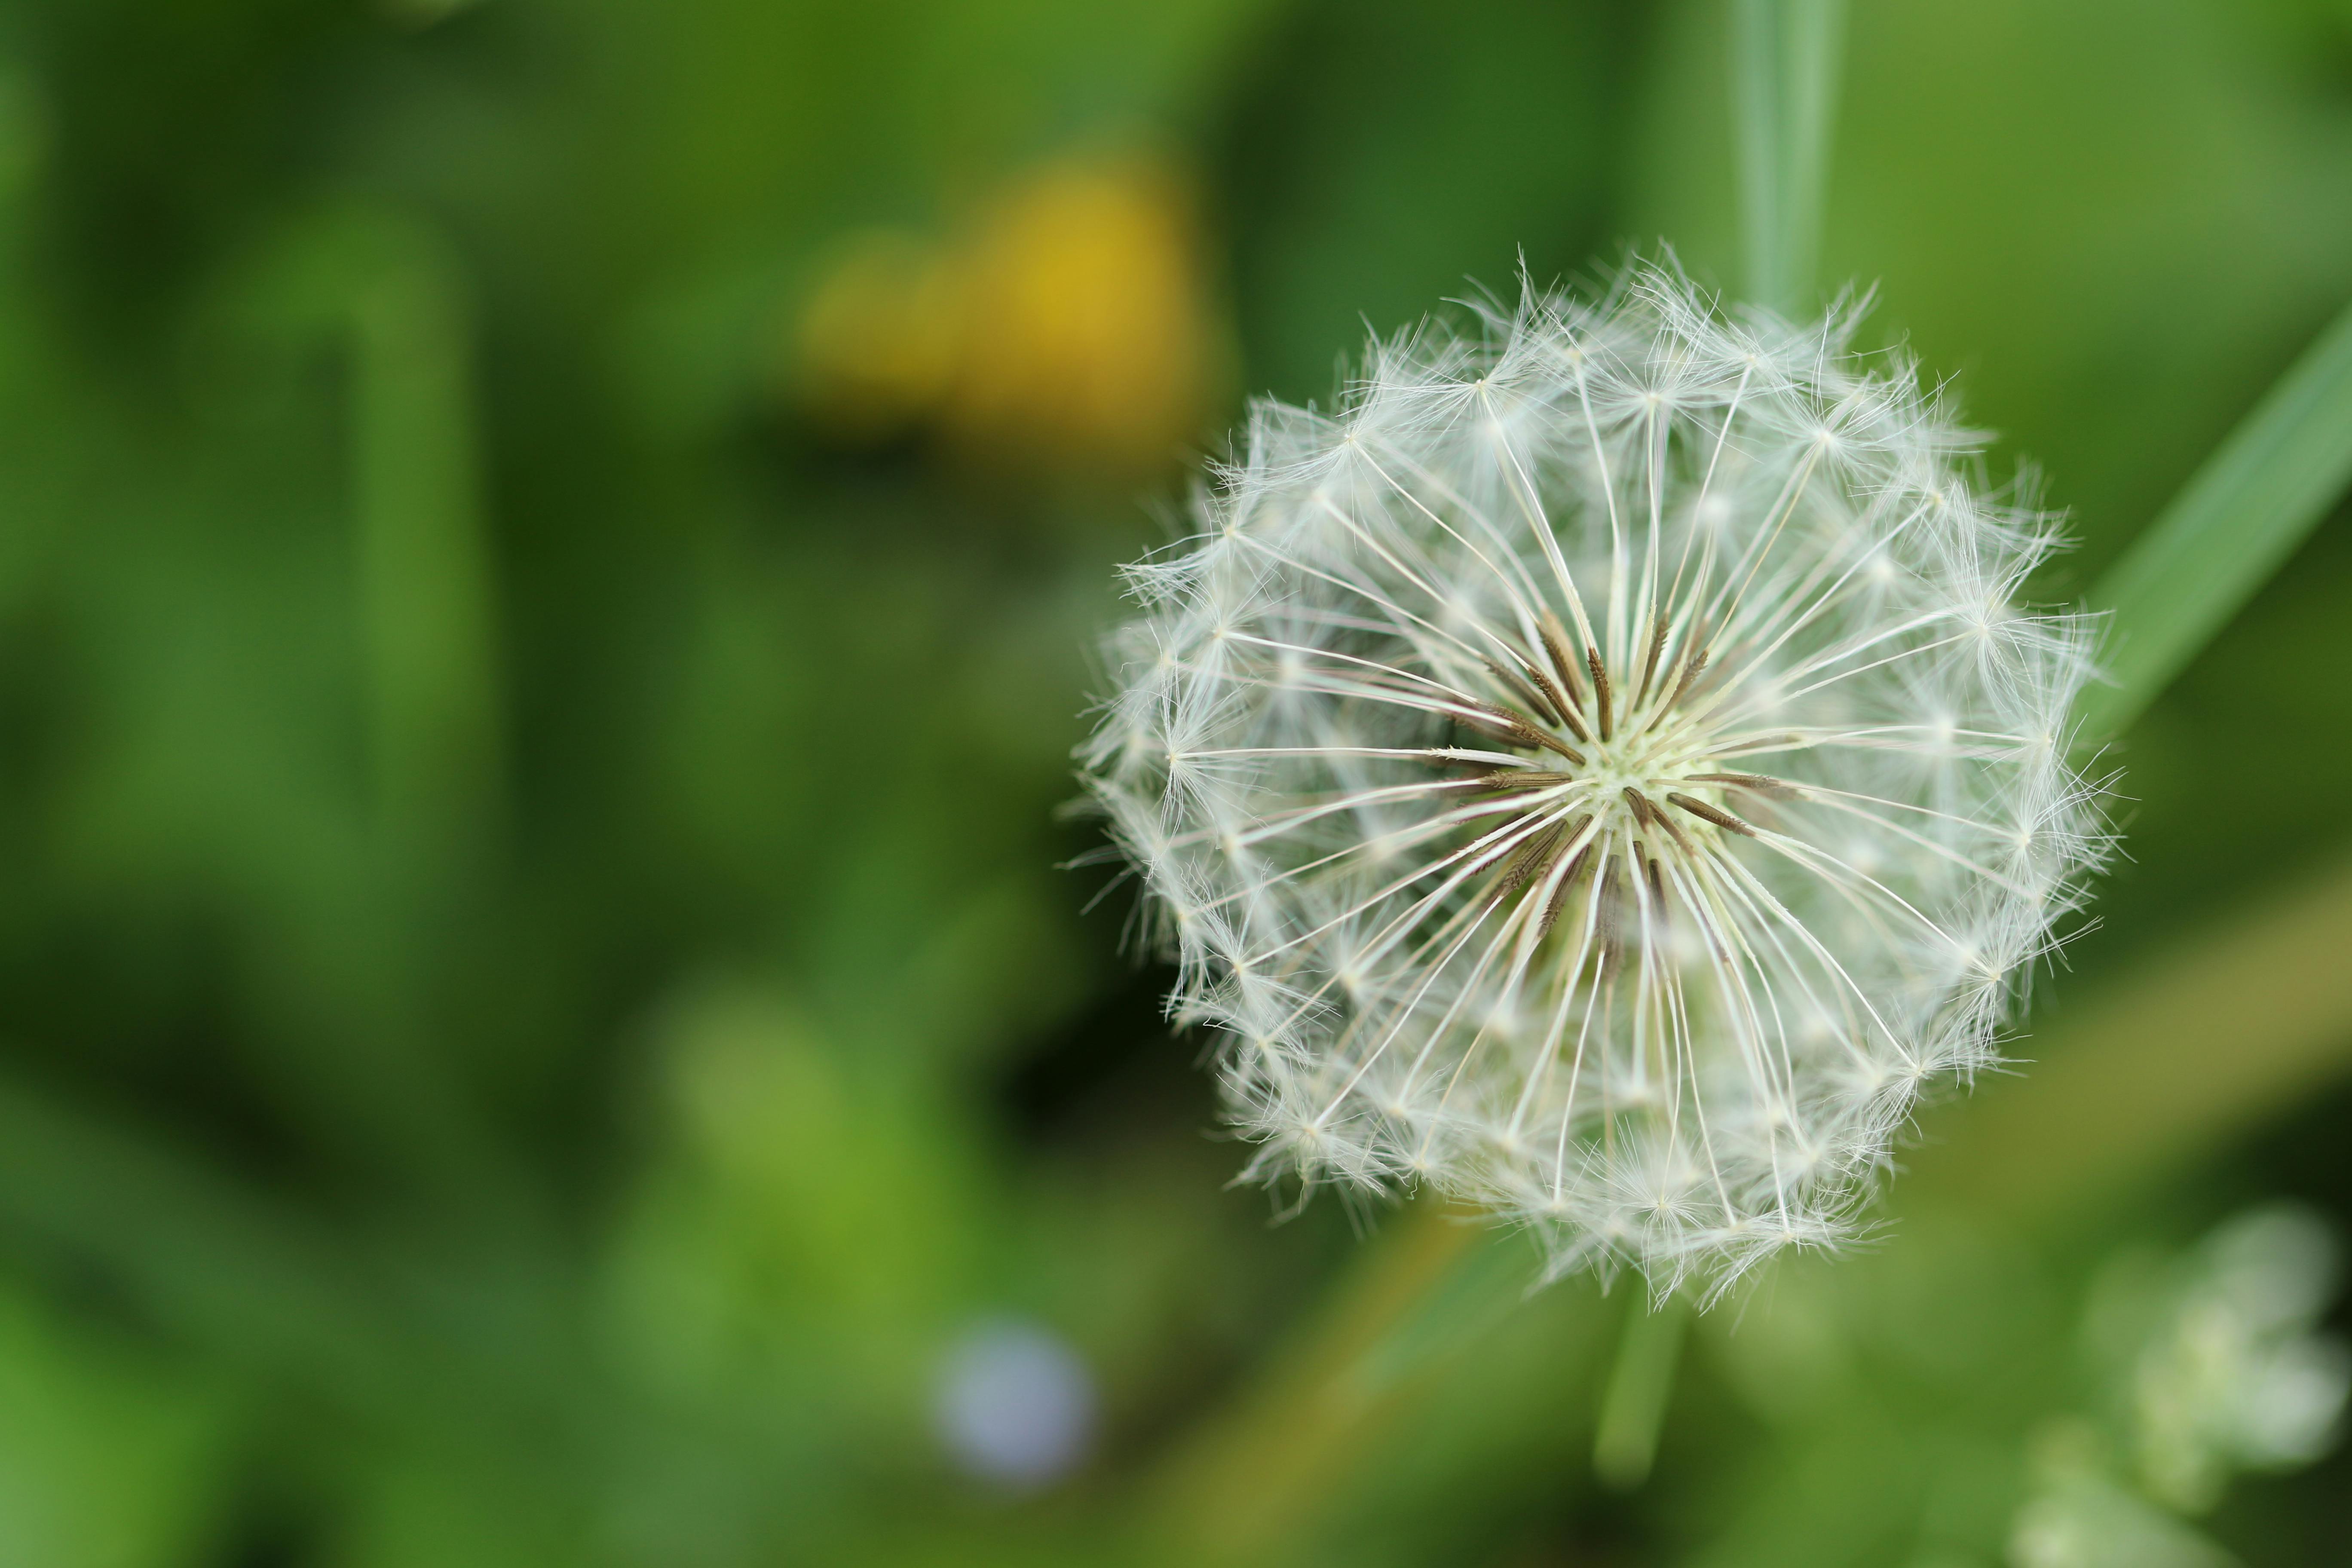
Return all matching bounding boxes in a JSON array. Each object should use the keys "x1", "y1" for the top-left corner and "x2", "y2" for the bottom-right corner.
[{"x1": 1078, "y1": 264, "x2": 2106, "y2": 1297}]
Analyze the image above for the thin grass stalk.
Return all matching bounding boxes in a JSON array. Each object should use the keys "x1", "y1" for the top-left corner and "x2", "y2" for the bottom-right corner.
[
  {"x1": 208, "y1": 202, "x2": 514, "y2": 1192},
  {"x1": 343, "y1": 211, "x2": 506, "y2": 859},
  {"x1": 1731, "y1": 0, "x2": 1847, "y2": 311},
  {"x1": 2080, "y1": 295, "x2": 2352, "y2": 738}
]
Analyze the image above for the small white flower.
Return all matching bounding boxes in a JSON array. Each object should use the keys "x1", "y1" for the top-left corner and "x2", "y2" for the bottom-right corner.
[
  {"x1": 2011, "y1": 1205, "x2": 2347, "y2": 1564},
  {"x1": 1079, "y1": 265, "x2": 2105, "y2": 1295},
  {"x1": 2132, "y1": 1206, "x2": 2350, "y2": 1510}
]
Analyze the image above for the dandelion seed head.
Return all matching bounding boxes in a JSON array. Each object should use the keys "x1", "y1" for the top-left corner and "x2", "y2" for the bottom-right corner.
[{"x1": 1077, "y1": 264, "x2": 2105, "y2": 1296}]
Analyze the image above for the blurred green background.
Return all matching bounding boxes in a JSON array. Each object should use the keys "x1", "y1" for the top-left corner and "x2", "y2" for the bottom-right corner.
[{"x1": 0, "y1": 0, "x2": 2348, "y2": 1563}]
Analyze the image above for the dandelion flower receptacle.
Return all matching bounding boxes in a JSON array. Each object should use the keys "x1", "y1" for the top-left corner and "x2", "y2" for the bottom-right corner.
[{"x1": 1079, "y1": 266, "x2": 2105, "y2": 1295}]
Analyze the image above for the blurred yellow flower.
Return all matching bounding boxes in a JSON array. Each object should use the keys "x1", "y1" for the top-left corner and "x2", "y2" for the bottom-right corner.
[
  {"x1": 790, "y1": 154, "x2": 1226, "y2": 472},
  {"x1": 791, "y1": 228, "x2": 964, "y2": 446}
]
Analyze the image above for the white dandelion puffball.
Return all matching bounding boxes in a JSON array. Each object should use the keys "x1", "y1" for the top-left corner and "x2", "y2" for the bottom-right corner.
[{"x1": 1078, "y1": 266, "x2": 2104, "y2": 1294}]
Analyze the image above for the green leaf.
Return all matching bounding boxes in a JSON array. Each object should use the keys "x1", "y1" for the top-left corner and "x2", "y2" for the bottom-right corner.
[
  {"x1": 2082, "y1": 296, "x2": 2352, "y2": 738},
  {"x1": 1730, "y1": 0, "x2": 1847, "y2": 311}
]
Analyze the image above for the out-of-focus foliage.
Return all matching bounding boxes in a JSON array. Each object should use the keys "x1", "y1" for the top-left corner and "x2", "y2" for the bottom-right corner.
[{"x1": 0, "y1": 0, "x2": 2346, "y2": 1564}]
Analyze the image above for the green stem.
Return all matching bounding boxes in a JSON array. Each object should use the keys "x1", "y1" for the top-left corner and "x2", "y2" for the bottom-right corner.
[
  {"x1": 1731, "y1": 0, "x2": 1848, "y2": 312},
  {"x1": 236, "y1": 201, "x2": 506, "y2": 864},
  {"x1": 349, "y1": 237, "x2": 504, "y2": 864},
  {"x1": 1592, "y1": 1294, "x2": 1688, "y2": 1489},
  {"x1": 215, "y1": 202, "x2": 511, "y2": 1190}
]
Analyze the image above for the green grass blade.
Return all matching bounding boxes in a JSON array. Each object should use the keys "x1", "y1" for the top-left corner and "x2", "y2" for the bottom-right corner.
[
  {"x1": 1731, "y1": 0, "x2": 1847, "y2": 311},
  {"x1": 2082, "y1": 296, "x2": 2352, "y2": 738},
  {"x1": 233, "y1": 201, "x2": 506, "y2": 858}
]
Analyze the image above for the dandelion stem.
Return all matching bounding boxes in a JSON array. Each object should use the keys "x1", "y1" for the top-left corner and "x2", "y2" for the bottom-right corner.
[
  {"x1": 1592, "y1": 1294, "x2": 1689, "y2": 1489},
  {"x1": 1731, "y1": 0, "x2": 1848, "y2": 311},
  {"x1": 2080, "y1": 294, "x2": 2352, "y2": 739}
]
